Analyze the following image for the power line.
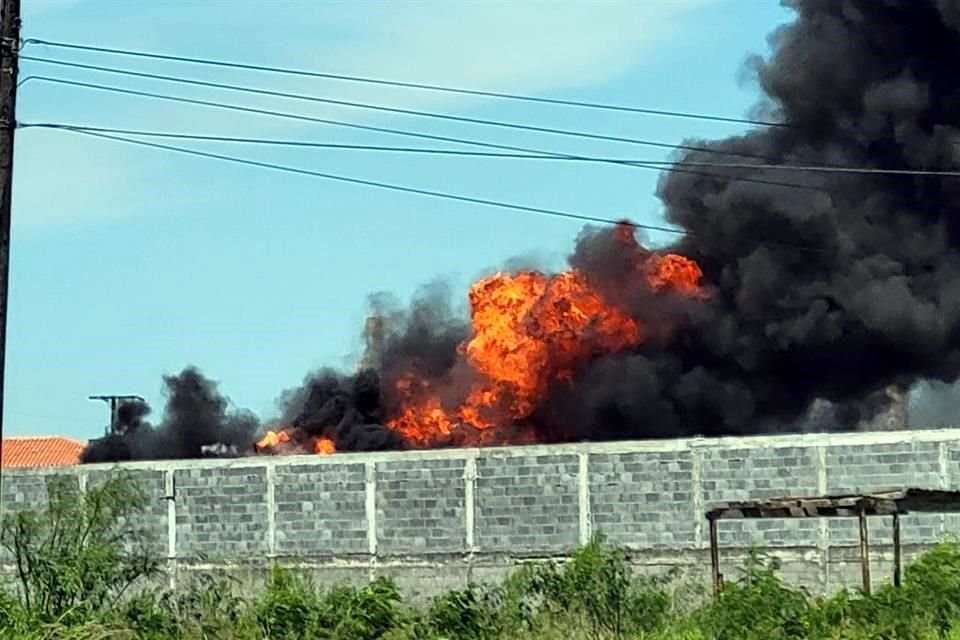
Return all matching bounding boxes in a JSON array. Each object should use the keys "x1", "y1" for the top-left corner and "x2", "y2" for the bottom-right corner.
[
  {"x1": 57, "y1": 126, "x2": 688, "y2": 234},
  {"x1": 21, "y1": 37, "x2": 787, "y2": 130},
  {"x1": 57, "y1": 126, "x2": 829, "y2": 254},
  {"x1": 20, "y1": 54, "x2": 771, "y2": 160},
  {"x1": 21, "y1": 122, "x2": 960, "y2": 178},
  {"x1": 23, "y1": 76, "x2": 824, "y2": 192}
]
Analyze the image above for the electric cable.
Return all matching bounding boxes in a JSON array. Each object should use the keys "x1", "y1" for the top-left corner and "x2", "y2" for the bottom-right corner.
[
  {"x1": 23, "y1": 76, "x2": 825, "y2": 192},
  {"x1": 53, "y1": 125, "x2": 827, "y2": 254},
  {"x1": 21, "y1": 37, "x2": 788, "y2": 129},
  {"x1": 20, "y1": 122, "x2": 960, "y2": 178},
  {"x1": 20, "y1": 54, "x2": 771, "y2": 159}
]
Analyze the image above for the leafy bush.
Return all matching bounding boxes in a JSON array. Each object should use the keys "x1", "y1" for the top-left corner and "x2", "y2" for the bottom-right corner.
[
  {"x1": 524, "y1": 534, "x2": 673, "y2": 639},
  {"x1": 255, "y1": 565, "x2": 322, "y2": 639},
  {"x1": 903, "y1": 542, "x2": 960, "y2": 633},
  {"x1": 0, "y1": 473, "x2": 160, "y2": 624},
  {"x1": 425, "y1": 584, "x2": 507, "y2": 640},
  {"x1": 315, "y1": 576, "x2": 405, "y2": 640},
  {"x1": 141, "y1": 574, "x2": 251, "y2": 640},
  {"x1": 696, "y1": 551, "x2": 811, "y2": 640}
]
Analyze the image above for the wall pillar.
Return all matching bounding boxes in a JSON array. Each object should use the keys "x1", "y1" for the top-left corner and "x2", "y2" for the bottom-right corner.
[
  {"x1": 164, "y1": 468, "x2": 177, "y2": 591},
  {"x1": 815, "y1": 445, "x2": 829, "y2": 590},
  {"x1": 692, "y1": 448, "x2": 704, "y2": 548},
  {"x1": 578, "y1": 452, "x2": 591, "y2": 545},
  {"x1": 464, "y1": 455, "x2": 478, "y2": 553},
  {"x1": 365, "y1": 461, "x2": 378, "y2": 579},
  {"x1": 265, "y1": 463, "x2": 277, "y2": 558}
]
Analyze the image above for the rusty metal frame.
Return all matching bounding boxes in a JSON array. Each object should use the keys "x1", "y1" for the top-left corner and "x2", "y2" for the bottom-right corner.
[{"x1": 704, "y1": 489, "x2": 960, "y2": 598}]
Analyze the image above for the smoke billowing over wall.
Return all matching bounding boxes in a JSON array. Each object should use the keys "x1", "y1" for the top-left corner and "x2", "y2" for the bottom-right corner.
[
  {"x1": 81, "y1": 368, "x2": 259, "y2": 462},
  {"x1": 83, "y1": 0, "x2": 960, "y2": 462}
]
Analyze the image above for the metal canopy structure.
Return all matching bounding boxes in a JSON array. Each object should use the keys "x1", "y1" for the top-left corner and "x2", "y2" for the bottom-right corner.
[{"x1": 705, "y1": 489, "x2": 960, "y2": 597}]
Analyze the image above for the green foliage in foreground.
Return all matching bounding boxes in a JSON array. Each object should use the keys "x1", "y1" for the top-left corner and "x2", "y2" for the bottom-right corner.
[{"x1": 6, "y1": 476, "x2": 960, "y2": 638}]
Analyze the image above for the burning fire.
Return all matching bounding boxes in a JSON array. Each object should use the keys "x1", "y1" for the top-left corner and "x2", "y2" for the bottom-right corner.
[
  {"x1": 645, "y1": 254, "x2": 706, "y2": 297},
  {"x1": 314, "y1": 436, "x2": 336, "y2": 454},
  {"x1": 255, "y1": 429, "x2": 289, "y2": 449},
  {"x1": 255, "y1": 224, "x2": 704, "y2": 455},
  {"x1": 255, "y1": 429, "x2": 336, "y2": 455}
]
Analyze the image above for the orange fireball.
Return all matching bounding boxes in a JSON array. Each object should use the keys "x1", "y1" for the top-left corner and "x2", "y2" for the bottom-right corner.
[
  {"x1": 255, "y1": 429, "x2": 290, "y2": 451},
  {"x1": 384, "y1": 240, "x2": 704, "y2": 447},
  {"x1": 254, "y1": 226, "x2": 706, "y2": 454},
  {"x1": 314, "y1": 436, "x2": 336, "y2": 455},
  {"x1": 646, "y1": 254, "x2": 705, "y2": 298},
  {"x1": 458, "y1": 269, "x2": 641, "y2": 428}
]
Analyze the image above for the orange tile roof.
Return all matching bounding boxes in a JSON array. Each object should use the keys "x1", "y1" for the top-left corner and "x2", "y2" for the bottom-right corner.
[{"x1": 1, "y1": 436, "x2": 86, "y2": 468}]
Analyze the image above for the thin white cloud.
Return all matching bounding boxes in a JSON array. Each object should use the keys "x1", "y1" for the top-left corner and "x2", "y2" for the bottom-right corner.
[
  {"x1": 321, "y1": 1, "x2": 715, "y2": 97},
  {"x1": 73, "y1": 0, "x2": 717, "y2": 132},
  {"x1": 15, "y1": 0, "x2": 717, "y2": 229}
]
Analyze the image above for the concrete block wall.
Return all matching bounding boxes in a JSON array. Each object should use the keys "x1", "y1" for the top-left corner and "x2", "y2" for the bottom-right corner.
[
  {"x1": 475, "y1": 453, "x2": 580, "y2": 552},
  {"x1": 4, "y1": 428, "x2": 960, "y2": 596},
  {"x1": 275, "y1": 461, "x2": 368, "y2": 557}
]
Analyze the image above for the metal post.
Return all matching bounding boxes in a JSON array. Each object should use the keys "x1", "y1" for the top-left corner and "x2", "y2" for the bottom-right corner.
[
  {"x1": 892, "y1": 512, "x2": 902, "y2": 588},
  {"x1": 0, "y1": 0, "x2": 21, "y2": 496},
  {"x1": 858, "y1": 506, "x2": 871, "y2": 594},
  {"x1": 88, "y1": 395, "x2": 145, "y2": 434},
  {"x1": 110, "y1": 397, "x2": 118, "y2": 432},
  {"x1": 708, "y1": 515, "x2": 721, "y2": 598}
]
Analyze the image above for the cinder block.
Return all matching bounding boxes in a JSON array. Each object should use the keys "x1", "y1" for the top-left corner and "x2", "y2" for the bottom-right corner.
[
  {"x1": 174, "y1": 466, "x2": 269, "y2": 559},
  {"x1": 376, "y1": 458, "x2": 466, "y2": 555},
  {"x1": 828, "y1": 442, "x2": 942, "y2": 545},
  {"x1": 703, "y1": 445, "x2": 820, "y2": 548},
  {"x1": 0, "y1": 471, "x2": 81, "y2": 564},
  {"x1": 275, "y1": 463, "x2": 367, "y2": 556},
  {"x1": 589, "y1": 451, "x2": 696, "y2": 549},
  {"x1": 475, "y1": 453, "x2": 579, "y2": 553},
  {"x1": 4, "y1": 430, "x2": 960, "y2": 596},
  {"x1": 87, "y1": 468, "x2": 167, "y2": 557}
]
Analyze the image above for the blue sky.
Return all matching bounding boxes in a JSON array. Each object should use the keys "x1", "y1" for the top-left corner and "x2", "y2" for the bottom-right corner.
[{"x1": 8, "y1": 0, "x2": 792, "y2": 439}]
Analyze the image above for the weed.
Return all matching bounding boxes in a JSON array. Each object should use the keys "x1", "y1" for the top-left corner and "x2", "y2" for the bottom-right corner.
[{"x1": 0, "y1": 473, "x2": 159, "y2": 625}]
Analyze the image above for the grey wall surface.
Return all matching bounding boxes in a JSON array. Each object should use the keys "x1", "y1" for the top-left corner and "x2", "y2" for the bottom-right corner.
[{"x1": 4, "y1": 428, "x2": 960, "y2": 596}]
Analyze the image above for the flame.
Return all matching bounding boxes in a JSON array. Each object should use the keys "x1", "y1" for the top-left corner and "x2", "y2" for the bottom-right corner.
[
  {"x1": 253, "y1": 228, "x2": 706, "y2": 455},
  {"x1": 384, "y1": 244, "x2": 704, "y2": 448},
  {"x1": 256, "y1": 428, "x2": 335, "y2": 456},
  {"x1": 256, "y1": 429, "x2": 290, "y2": 450},
  {"x1": 458, "y1": 270, "x2": 642, "y2": 428},
  {"x1": 314, "y1": 436, "x2": 336, "y2": 455},
  {"x1": 645, "y1": 254, "x2": 705, "y2": 297},
  {"x1": 388, "y1": 374, "x2": 457, "y2": 446}
]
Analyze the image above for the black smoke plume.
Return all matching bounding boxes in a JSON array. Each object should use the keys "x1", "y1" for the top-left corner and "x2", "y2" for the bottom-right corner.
[
  {"x1": 81, "y1": 368, "x2": 259, "y2": 462},
  {"x1": 82, "y1": 0, "x2": 960, "y2": 462},
  {"x1": 631, "y1": 0, "x2": 960, "y2": 435},
  {"x1": 273, "y1": 368, "x2": 404, "y2": 452}
]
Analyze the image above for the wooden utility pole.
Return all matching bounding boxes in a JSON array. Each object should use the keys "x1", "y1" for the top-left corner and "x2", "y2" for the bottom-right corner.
[{"x1": 0, "y1": 0, "x2": 21, "y2": 485}]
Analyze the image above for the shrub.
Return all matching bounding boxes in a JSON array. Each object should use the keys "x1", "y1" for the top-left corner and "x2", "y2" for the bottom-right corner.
[
  {"x1": 425, "y1": 585, "x2": 506, "y2": 640},
  {"x1": 316, "y1": 576, "x2": 405, "y2": 640},
  {"x1": 255, "y1": 565, "x2": 322, "y2": 639},
  {"x1": 903, "y1": 542, "x2": 960, "y2": 633},
  {"x1": 696, "y1": 551, "x2": 811, "y2": 640},
  {"x1": 0, "y1": 472, "x2": 160, "y2": 624},
  {"x1": 155, "y1": 574, "x2": 251, "y2": 639},
  {"x1": 524, "y1": 534, "x2": 674, "y2": 639}
]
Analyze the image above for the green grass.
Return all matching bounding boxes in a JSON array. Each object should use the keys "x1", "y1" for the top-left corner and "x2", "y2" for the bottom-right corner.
[{"x1": 4, "y1": 474, "x2": 960, "y2": 639}]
